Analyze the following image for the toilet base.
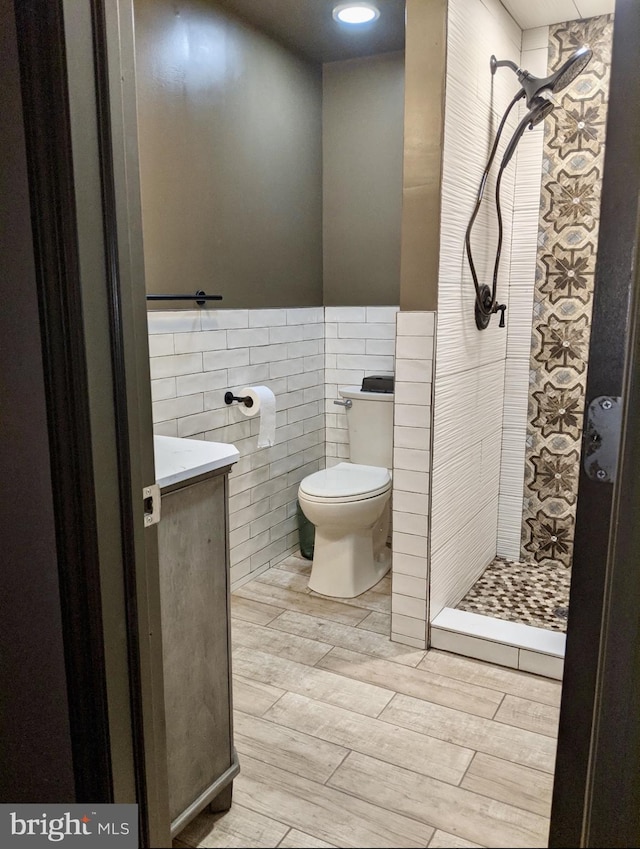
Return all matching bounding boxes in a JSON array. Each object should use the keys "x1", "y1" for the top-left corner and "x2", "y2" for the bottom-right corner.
[{"x1": 308, "y1": 525, "x2": 391, "y2": 598}]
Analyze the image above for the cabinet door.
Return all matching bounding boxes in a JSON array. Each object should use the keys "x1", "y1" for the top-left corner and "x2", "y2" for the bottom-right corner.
[{"x1": 158, "y1": 475, "x2": 231, "y2": 821}]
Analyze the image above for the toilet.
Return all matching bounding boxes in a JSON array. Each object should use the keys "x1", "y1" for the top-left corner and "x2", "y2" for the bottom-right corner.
[{"x1": 298, "y1": 385, "x2": 393, "y2": 598}]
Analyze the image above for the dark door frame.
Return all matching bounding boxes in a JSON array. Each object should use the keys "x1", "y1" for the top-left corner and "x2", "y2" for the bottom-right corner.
[
  {"x1": 12, "y1": 0, "x2": 170, "y2": 845},
  {"x1": 549, "y1": 0, "x2": 640, "y2": 845}
]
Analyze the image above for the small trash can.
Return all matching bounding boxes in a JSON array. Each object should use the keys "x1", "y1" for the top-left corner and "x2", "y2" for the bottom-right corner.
[{"x1": 296, "y1": 500, "x2": 315, "y2": 560}]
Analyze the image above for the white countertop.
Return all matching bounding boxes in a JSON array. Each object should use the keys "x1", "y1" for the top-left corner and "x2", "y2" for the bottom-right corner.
[{"x1": 154, "y1": 435, "x2": 239, "y2": 489}]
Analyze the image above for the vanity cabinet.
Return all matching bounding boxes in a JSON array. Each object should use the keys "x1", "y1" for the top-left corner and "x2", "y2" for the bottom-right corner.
[{"x1": 157, "y1": 465, "x2": 239, "y2": 836}]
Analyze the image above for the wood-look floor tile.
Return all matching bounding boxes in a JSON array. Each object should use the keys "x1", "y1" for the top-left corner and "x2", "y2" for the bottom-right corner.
[
  {"x1": 356, "y1": 611, "x2": 391, "y2": 635},
  {"x1": 274, "y1": 556, "x2": 312, "y2": 575},
  {"x1": 317, "y1": 647, "x2": 503, "y2": 719},
  {"x1": 256, "y1": 568, "x2": 392, "y2": 615},
  {"x1": 232, "y1": 676, "x2": 285, "y2": 717},
  {"x1": 380, "y1": 693, "x2": 556, "y2": 773},
  {"x1": 255, "y1": 568, "x2": 314, "y2": 593},
  {"x1": 232, "y1": 647, "x2": 394, "y2": 718},
  {"x1": 332, "y1": 584, "x2": 391, "y2": 614},
  {"x1": 495, "y1": 694, "x2": 561, "y2": 738},
  {"x1": 328, "y1": 751, "x2": 549, "y2": 849},
  {"x1": 234, "y1": 754, "x2": 435, "y2": 848},
  {"x1": 277, "y1": 829, "x2": 335, "y2": 848},
  {"x1": 369, "y1": 574, "x2": 392, "y2": 595},
  {"x1": 461, "y1": 752, "x2": 554, "y2": 818},
  {"x1": 263, "y1": 691, "x2": 473, "y2": 786},
  {"x1": 428, "y1": 830, "x2": 483, "y2": 848},
  {"x1": 234, "y1": 711, "x2": 348, "y2": 783},
  {"x1": 234, "y1": 583, "x2": 369, "y2": 627},
  {"x1": 418, "y1": 650, "x2": 562, "y2": 707},
  {"x1": 232, "y1": 618, "x2": 332, "y2": 666},
  {"x1": 269, "y1": 610, "x2": 425, "y2": 667},
  {"x1": 176, "y1": 803, "x2": 288, "y2": 849},
  {"x1": 231, "y1": 595, "x2": 285, "y2": 626}
]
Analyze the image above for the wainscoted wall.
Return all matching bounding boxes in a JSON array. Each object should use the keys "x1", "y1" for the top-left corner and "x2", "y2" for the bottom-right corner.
[
  {"x1": 429, "y1": 0, "x2": 522, "y2": 619},
  {"x1": 148, "y1": 308, "x2": 325, "y2": 588},
  {"x1": 391, "y1": 312, "x2": 436, "y2": 649},
  {"x1": 521, "y1": 15, "x2": 613, "y2": 568},
  {"x1": 324, "y1": 307, "x2": 399, "y2": 466},
  {"x1": 497, "y1": 27, "x2": 550, "y2": 559},
  {"x1": 149, "y1": 306, "x2": 400, "y2": 589}
]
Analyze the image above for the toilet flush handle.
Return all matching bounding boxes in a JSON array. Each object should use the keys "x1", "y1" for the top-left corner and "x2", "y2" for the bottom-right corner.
[{"x1": 333, "y1": 399, "x2": 352, "y2": 409}]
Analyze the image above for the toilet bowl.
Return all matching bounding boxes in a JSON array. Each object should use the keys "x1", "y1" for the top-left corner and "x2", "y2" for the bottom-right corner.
[{"x1": 298, "y1": 462, "x2": 392, "y2": 598}]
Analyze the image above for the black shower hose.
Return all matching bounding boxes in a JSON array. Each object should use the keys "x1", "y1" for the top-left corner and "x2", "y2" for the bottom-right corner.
[{"x1": 464, "y1": 90, "x2": 524, "y2": 319}]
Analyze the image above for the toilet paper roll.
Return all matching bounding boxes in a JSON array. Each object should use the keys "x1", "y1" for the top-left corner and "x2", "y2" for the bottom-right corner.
[{"x1": 237, "y1": 385, "x2": 276, "y2": 447}]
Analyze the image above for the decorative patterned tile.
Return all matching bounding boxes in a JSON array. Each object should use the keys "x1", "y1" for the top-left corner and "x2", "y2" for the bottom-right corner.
[
  {"x1": 457, "y1": 557, "x2": 570, "y2": 633},
  {"x1": 521, "y1": 16, "x2": 613, "y2": 569}
]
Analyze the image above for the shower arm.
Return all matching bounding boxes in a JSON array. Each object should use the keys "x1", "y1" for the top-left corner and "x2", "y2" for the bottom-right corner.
[{"x1": 490, "y1": 56, "x2": 520, "y2": 75}]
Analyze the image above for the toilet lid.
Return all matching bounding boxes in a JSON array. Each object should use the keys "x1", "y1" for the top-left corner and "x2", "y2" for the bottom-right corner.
[{"x1": 299, "y1": 462, "x2": 391, "y2": 500}]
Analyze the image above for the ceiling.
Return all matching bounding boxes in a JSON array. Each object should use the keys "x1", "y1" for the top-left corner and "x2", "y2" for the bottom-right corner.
[
  {"x1": 211, "y1": 0, "x2": 406, "y2": 64},
  {"x1": 502, "y1": 0, "x2": 615, "y2": 30},
  {"x1": 210, "y1": 0, "x2": 615, "y2": 65}
]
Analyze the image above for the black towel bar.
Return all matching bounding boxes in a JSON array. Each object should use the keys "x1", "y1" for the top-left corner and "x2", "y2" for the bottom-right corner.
[{"x1": 146, "y1": 290, "x2": 223, "y2": 306}]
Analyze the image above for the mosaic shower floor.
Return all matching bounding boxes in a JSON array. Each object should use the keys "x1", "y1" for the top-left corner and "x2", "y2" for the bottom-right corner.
[{"x1": 457, "y1": 556, "x2": 571, "y2": 633}]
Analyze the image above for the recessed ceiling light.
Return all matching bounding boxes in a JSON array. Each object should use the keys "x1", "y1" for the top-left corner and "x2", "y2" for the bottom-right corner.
[{"x1": 332, "y1": 3, "x2": 380, "y2": 25}]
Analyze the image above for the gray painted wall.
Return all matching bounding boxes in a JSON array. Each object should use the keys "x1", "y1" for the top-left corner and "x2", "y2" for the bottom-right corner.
[
  {"x1": 322, "y1": 52, "x2": 404, "y2": 306},
  {"x1": 135, "y1": 0, "x2": 323, "y2": 309}
]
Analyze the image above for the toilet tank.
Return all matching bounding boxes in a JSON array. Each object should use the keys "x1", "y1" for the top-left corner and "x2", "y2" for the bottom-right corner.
[{"x1": 338, "y1": 386, "x2": 394, "y2": 468}]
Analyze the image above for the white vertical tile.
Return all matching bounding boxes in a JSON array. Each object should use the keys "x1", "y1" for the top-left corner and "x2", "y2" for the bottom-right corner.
[
  {"x1": 391, "y1": 613, "x2": 427, "y2": 641},
  {"x1": 391, "y1": 632, "x2": 427, "y2": 649}
]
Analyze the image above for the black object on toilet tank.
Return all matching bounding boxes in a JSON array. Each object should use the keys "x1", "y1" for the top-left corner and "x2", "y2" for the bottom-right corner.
[{"x1": 361, "y1": 375, "x2": 394, "y2": 393}]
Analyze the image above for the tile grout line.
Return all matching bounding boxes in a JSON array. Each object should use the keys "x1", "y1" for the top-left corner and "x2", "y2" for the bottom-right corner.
[
  {"x1": 242, "y1": 695, "x2": 478, "y2": 790},
  {"x1": 418, "y1": 653, "x2": 562, "y2": 707},
  {"x1": 372, "y1": 700, "x2": 556, "y2": 776},
  {"x1": 324, "y1": 746, "x2": 552, "y2": 831},
  {"x1": 275, "y1": 826, "x2": 292, "y2": 848},
  {"x1": 317, "y1": 652, "x2": 511, "y2": 724},
  {"x1": 322, "y1": 747, "x2": 353, "y2": 787}
]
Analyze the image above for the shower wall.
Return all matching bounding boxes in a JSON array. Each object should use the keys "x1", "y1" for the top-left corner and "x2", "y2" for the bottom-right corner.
[
  {"x1": 429, "y1": 0, "x2": 522, "y2": 619},
  {"x1": 498, "y1": 15, "x2": 614, "y2": 567},
  {"x1": 496, "y1": 27, "x2": 550, "y2": 558}
]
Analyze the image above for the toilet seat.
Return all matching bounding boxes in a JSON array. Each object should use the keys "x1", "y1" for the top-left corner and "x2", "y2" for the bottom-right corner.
[{"x1": 299, "y1": 462, "x2": 391, "y2": 503}]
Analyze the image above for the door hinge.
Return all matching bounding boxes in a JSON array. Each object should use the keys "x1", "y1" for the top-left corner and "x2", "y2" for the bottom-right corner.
[
  {"x1": 143, "y1": 483, "x2": 161, "y2": 527},
  {"x1": 584, "y1": 396, "x2": 623, "y2": 483}
]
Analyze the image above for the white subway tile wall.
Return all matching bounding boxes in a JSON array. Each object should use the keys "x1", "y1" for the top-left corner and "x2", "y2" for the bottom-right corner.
[
  {"x1": 149, "y1": 308, "x2": 325, "y2": 588},
  {"x1": 324, "y1": 306, "x2": 399, "y2": 466},
  {"x1": 391, "y1": 312, "x2": 436, "y2": 650},
  {"x1": 497, "y1": 33, "x2": 549, "y2": 560},
  {"x1": 430, "y1": 0, "x2": 522, "y2": 620},
  {"x1": 149, "y1": 306, "x2": 400, "y2": 589}
]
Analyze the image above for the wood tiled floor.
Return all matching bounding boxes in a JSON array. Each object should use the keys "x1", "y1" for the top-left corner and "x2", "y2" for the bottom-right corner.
[{"x1": 175, "y1": 554, "x2": 561, "y2": 849}]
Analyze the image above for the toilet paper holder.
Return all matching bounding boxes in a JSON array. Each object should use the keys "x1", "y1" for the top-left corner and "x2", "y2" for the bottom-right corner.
[{"x1": 224, "y1": 391, "x2": 254, "y2": 408}]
